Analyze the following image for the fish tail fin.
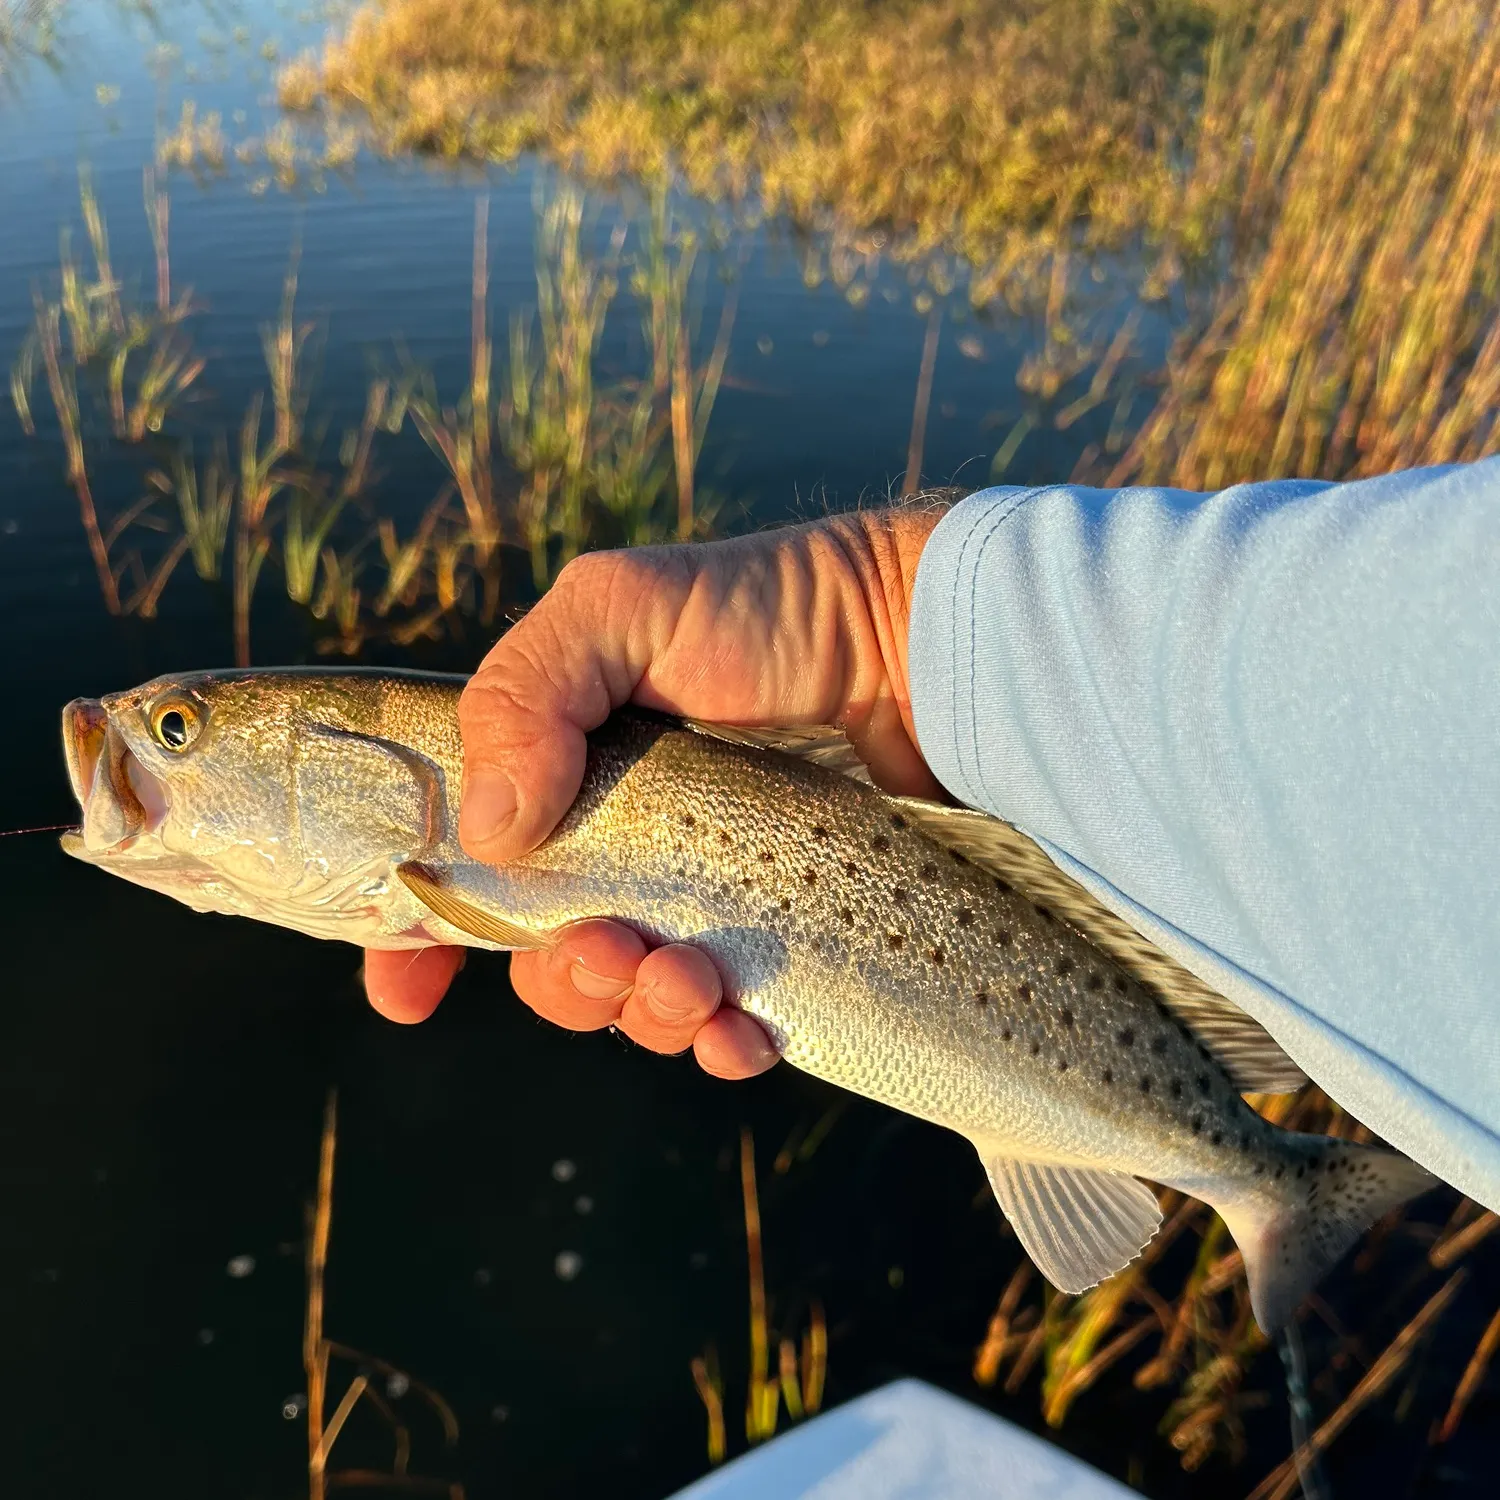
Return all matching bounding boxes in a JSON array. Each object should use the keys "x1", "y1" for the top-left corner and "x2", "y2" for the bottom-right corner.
[{"x1": 1215, "y1": 1137, "x2": 1436, "y2": 1333}]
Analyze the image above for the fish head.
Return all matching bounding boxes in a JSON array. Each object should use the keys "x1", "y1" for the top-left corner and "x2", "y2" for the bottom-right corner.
[
  {"x1": 61, "y1": 671, "x2": 305, "y2": 896},
  {"x1": 59, "y1": 669, "x2": 450, "y2": 947}
]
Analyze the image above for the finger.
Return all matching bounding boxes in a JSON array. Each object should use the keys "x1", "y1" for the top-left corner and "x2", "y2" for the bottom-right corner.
[
  {"x1": 364, "y1": 946, "x2": 464, "y2": 1024},
  {"x1": 693, "y1": 1007, "x2": 781, "y2": 1079},
  {"x1": 458, "y1": 551, "x2": 694, "y2": 864},
  {"x1": 617, "y1": 943, "x2": 723, "y2": 1054},
  {"x1": 509, "y1": 919, "x2": 647, "y2": 1032}
]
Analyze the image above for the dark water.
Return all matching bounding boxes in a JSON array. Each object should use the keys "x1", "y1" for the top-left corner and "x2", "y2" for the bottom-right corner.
[{"x1": 2, "y1": 5, "x2": 1496, "y2": 1499}]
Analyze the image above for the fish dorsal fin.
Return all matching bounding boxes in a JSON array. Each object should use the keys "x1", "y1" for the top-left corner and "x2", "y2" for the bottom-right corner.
[
  {"x1": 891, "y1": 797, "x2": 1307, "y2": 1095},
  {"x1": 682, "y1": 720, "x2": 874, "y2": 783},
  {"x1": 980, "y1": 1152, "x2": 1162, "y2": 1294},
  {"x1": 396, "y1": 862, "x2": 551, "y2": 951}
]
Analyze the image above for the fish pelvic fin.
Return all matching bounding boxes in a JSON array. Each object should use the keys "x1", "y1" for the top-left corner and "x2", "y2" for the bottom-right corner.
[
  {"x1": 1214, "y1": 1138, "x2": 1437, "y2": 1333},
  {"x1": 979, "y1": 1149, "x2": 1163, "y2": 1294},
  {"x1": 396, "y1": 862, "x2": 551, "y2": 951}
]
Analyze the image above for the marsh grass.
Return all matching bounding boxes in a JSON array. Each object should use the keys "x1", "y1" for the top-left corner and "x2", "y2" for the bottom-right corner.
[
  {"x1": 290, "y1": 0, "x2": 1500, "y2": 487},
  {"x1": 303, "y1": 1091, "x2": 465, "y2": 1498},
  {"x1": 962, "y1": 1085, "x2": 1500, "y2": 1488},
  {"x1": 13, "y1": 163, "x2": 730, "y2": 654},
  {"x1": 694, "y1": 1127, "x2": 827, "y2": 1464}
]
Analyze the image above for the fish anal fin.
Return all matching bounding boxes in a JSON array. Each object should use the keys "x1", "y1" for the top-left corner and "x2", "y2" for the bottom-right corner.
[
  {"x1": 893, "y1": 797, "x2": 1306, "y2": 1094},
  {"x1": 980, "y1": 1151, "x2": 1163, "y2": 1294},
  {"x1": 396, "y1": 862, "x2": 551, "y2": 951},
  {"x1": 682, "y1": 720, "x2": 874, "y2": 784}
]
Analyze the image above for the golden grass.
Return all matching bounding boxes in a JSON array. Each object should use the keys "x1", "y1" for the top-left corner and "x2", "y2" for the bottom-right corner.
[
  {"x1": 290, "y1": 0, "x2": 1500, "y2": 486},
  {"x1": 286, "y1": 0, "x2": 1201, "y2": 300}
]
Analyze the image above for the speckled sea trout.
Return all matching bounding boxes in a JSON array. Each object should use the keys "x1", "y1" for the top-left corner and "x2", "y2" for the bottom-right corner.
[{"x1": 62, "y1": 668, "x2": 1434, "y2": 1328}]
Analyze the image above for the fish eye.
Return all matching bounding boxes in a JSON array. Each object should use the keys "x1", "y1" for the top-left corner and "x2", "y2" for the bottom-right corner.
[{"x1": 150, "y1": 700, "x2": 201, "y2": 753}]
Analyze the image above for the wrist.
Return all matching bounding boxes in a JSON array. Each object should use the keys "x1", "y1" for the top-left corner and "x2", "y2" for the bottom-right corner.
[{"x1": 852, "y1": 498, "x2": 950, "y2": 700}]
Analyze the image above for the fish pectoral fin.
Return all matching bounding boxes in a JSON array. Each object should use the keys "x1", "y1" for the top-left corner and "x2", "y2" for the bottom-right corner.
[
  {"x1": 296, "y1": 723, "x2": 445, "y2": 852},
  {"x1": 894, "y1": 797, "x2": 1306, "y2": 1094},
  {"x1": 681, "y1": 720, "x2": 874, "y2": 784},
  {"x1": 979, "y1": 1151, "x2": 1163, "y2": 1295},
  {"x1": 395, "y1": 862, "x2": 552, "y2": 951}
]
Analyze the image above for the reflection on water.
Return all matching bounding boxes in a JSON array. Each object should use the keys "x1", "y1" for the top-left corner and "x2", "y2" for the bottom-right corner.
[{"x1": 2, "y1": 5, "x2": 1499, "y2": 1500}]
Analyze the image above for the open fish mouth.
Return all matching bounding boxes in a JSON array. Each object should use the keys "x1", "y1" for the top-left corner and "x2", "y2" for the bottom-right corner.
[{"x1": 62, "y1": 698, "x2": 170, "y2": 854}]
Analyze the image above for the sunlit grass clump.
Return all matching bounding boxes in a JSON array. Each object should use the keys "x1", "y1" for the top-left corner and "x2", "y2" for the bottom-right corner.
[
  {"x1": 286, "y1": 0, "x2": 1500, "y2": 487},
  {"x1": 285, "y1": 0, "x2": 1201, "y2": 302}
]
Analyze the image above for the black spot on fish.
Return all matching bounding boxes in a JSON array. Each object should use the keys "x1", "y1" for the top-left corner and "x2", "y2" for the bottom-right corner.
[
  {"x1": 1035, "y1": 905, "x2": 1052, "y2": 922},
  {"x1": 871, "y1": 834, "x2": 891, "y2": 853},
  {"x1": 1196, "y1": 1075, "x2": 1211, "y2": 1095},
  {"x1": 718, "y1": 829, "x2": 732, "y2": 844},
  {"x1": 1102, "y1": 1068, "x2": 1113, "y2": 1084},
  {"x1": 892, "y1": 887, "x2": 909, "y2": 905},
  {"x1": 890, "y1": 812, "x2": 906, "y2": 831},
  {"x1": 1018, "y1": 983, "x2": 1033, "y2": 1003},
  {"x1": 975, "y1": 989, "x2": 989, "y2": 1007},
  {"x1": 1087, "y1": 972, "x2": 1103, "y2": 991},
  {"x1": 1190, "y1": 1116, "x2": 1203, "y2": 1134},
  {"x1": 994, "y1": 929, "x2": 1012, "y2": 946},
  {"x1": 887, "y1": 932, "x2": 904, "y2": 951},
  {"x1": 1211, "y1": 1131, "x2": 1223, "y2": 1146},
  {"x1": 1254, "y1": 1162, "x2": 1265, "y2": 1174},
  {"x1": 994, "y1": 877, "x2": 1010, "y2": 894},
  {"x1": 1056, "y1": 957, "x2": 1074, "y2": 977},
  {"x1": 950, "y1": 849, "x2": 969, "y2": 865},
  {"x1": 1275, "y1": 1166, "x2": 1285, "y2": 1180},
  {"x1": 1139, "y1": 1076, "x2": 1153, "y2": 1094},
  {"x1": 956, "y1": 908, "x2": 975, "y2": 927},
  {"x1": 1057, "y1": 1058, "x2": 1069, "y2": 1072},
  {"x1": 1117, "y1": 1027, "x2": 1135, "y2": 1048},
  {"x1": 928, "y1": 946, "x2": 945, "y2": 966},
  {"x1": 1030, "y1": 1040, "x2": 1042, "y2": 1056},
  {"x1": 683, "y1": 814, "x2": 695, "y2": 828},
  {"x1": 811, "y1": 825, "x2": 829, "y2": 841},
  {"x1": 779, "y1": 897, "x2": 792, "y2": 913},
  {"x1": 844, "y1": 861, "x2": 859, "y2": 877},
  {"x1": 921, "y1": 862, "x2": 939, "y2": 881},
  {"x1": 1197, "y1": 1044, "x2": 1212, "y2": 1061},
  {"x1": 803, "y1": 869, "x2": 818, "y2": 886},
  {"x1": 741, "y1": 877, "x2": 754, "y2": 889},
  {"x1": 760, "y1": 850, "x2": 774, "y2": 863},
  {"x1": 1060, "y1": 1008, "x2": 1075, "y2": 1029},
  {"x1": 1170, "y1": 1079, "x2": 1183, "y2": 1097},
  {"x1": 1001, "y1": 1026, "x2": 1012, "y2": 1041},
  {"x1": 1150, "y1": 1035, "x2": 1168, "y2": 1055},
  {"x1": 839, "y1": 907, "x2": 854, "y2": 924},
  {"x1": 1296, "y1": 1165, "x2": 1305, "y2": 1179},
  {"x1": 1113, "y1": 975, "x2": 1128, "y2": 994}
]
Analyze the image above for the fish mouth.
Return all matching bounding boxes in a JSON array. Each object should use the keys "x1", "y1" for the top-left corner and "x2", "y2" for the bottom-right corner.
[{"x1": 62, "y1": 698, "x2": 170, "y2": 854}]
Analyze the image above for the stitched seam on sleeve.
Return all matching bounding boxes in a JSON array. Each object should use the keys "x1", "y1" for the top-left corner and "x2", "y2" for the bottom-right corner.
[{"x1": 963, "y1": 489, "x2": 1049, "y2": 813}]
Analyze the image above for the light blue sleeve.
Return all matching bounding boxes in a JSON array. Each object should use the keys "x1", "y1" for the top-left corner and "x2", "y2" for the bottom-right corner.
[{"x1": 907, "y1": 464, "x2": 1500, "y2": 1211}]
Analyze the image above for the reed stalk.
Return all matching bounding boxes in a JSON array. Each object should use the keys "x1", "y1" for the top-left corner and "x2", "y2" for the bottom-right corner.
[{"x1": 34, "y1": 296, "x2": 119, "y2": 613}]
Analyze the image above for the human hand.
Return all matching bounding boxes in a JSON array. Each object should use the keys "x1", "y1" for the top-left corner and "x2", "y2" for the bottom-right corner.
[{"x1": 363, "y1": 503, "x2": 948, "y2": 1075}]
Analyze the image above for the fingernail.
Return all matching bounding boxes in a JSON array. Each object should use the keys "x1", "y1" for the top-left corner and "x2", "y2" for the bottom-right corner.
[
  {"x1": 460, "y1": 768, "x2": 517, "y2": 846},
  {"x1": 644, "y1": 982, "x2": 695, "y2": 1023},
  {"x1": 570, "y1": 963, "x2": 633, "y2": 1003}
]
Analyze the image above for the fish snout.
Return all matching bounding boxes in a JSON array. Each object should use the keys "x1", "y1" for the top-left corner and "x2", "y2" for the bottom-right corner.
[
  {"x1": 62, "y1": 699, "x2": 107, "y2": 806},
  {"x1": 62, "y1": 698, "x2": 171, "y2": 853}
]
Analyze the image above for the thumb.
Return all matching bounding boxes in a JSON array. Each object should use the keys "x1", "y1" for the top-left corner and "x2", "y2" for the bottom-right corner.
[{"x1": 457, "y1": 550, "x2": 689, "y2": 863}]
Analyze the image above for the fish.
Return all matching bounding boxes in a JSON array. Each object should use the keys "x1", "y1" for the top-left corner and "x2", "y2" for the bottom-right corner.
[{"x1": 61, "y1": 666, "x2": 1436, "y2": 1330}]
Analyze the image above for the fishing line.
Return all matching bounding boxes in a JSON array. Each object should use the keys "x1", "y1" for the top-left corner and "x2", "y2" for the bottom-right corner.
[
  {"x1": 1278, "y1": 1322, "x2": 1330, "y2": 1500},
  {"x1": 0, "y1": 823, "x2": 79, "y2": 838}
]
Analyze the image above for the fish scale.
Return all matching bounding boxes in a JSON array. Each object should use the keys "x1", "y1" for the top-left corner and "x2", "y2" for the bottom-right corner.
[{"x1": 60, "y1": 666, "x2": 1437, "y2": 1330}]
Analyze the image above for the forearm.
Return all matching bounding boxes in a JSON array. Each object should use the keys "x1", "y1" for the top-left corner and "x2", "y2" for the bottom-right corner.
[{"x1": 905, "y1": 463, "x2": 1500, "y2": 1206}]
